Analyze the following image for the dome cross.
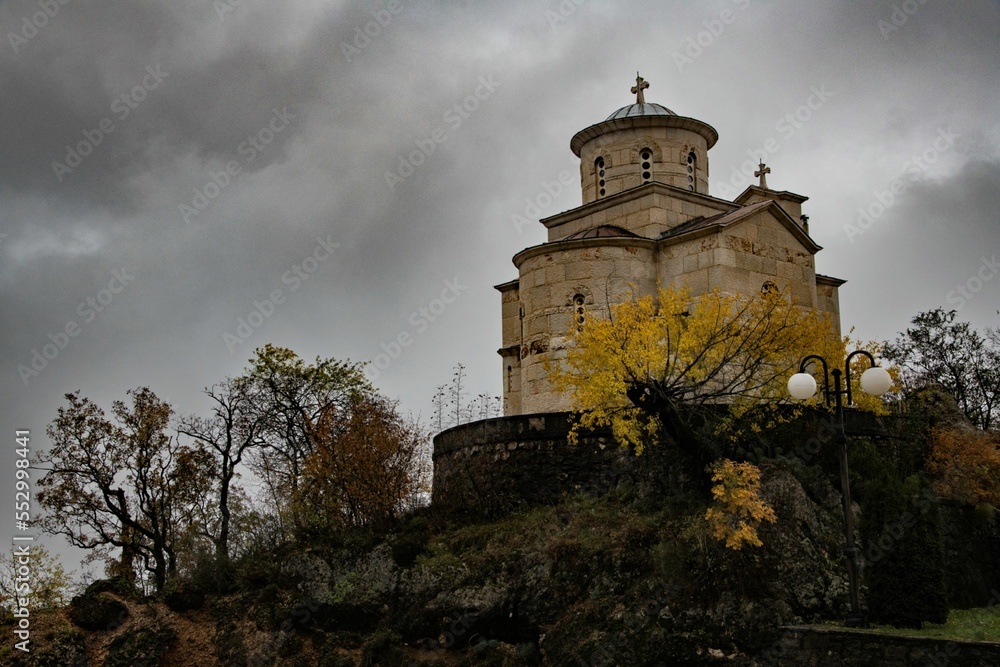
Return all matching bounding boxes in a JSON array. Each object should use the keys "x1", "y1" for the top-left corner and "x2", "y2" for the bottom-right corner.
[{"x1": 631, "y1": 73, "x2": 650, "y2": 106}]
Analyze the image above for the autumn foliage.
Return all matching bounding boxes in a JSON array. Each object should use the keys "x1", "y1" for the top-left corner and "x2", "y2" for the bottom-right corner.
[
  {"x1": 297, "y1": 396, "x2": 429, "y2": 532},
  {"x1": 37, "y1": 347, "x2": 431, "y2": 592},
  {"x1": 925, "y1": 428, "x2": 1000, "y2": 508},
  {"x1": 704, "y1": 459, "x2": 777, "y2": 550},
  {"x1": 37, "y1": 388, "x2": 211, "y2": 591},
  {"x1": 0, "y1": 545, "x2": 74, "y2": 613},
  {"x1": 546, "y1": 284, "x2": 837, "y2": 453}
]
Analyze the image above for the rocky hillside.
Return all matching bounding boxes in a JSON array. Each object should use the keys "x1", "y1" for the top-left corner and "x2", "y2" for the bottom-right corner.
[{"x1": 3, "y1": 462, "x2": 851, "y2": 666}]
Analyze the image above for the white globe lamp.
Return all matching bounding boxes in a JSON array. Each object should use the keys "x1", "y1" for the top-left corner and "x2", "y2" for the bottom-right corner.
[
  {"x1": 787, "y1": 372, "x2": 818, "y2": 400},
  {"x1": 860, "y1": 366, "x2": 893, "y2": 396}
]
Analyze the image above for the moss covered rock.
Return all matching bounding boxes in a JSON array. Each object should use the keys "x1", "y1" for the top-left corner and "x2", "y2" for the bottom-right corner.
[
  {"x1": 102, "y1": 626, "x2": 176, "y2": 667},
  {"x1": 67, "y1": 591, "x2": 127, "y2": 632}
]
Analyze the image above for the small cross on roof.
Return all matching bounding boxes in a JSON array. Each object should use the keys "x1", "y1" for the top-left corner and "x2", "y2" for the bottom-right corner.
[{"x1": 755, "y1": 160, "x2": 771, "y2": 189}]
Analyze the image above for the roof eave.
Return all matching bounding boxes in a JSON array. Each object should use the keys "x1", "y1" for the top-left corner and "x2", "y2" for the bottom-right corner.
[{"x1": 570, "y1": 114, "x2": 719, "y2": 155}]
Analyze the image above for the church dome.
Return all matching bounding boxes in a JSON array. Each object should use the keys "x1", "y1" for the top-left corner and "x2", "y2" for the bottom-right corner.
[{"x1": 605, "y1": 102, "x2": 676, "y2": 121}]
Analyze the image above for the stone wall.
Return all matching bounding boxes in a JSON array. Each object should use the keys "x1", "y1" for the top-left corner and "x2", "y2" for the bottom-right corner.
[
  {"x1": 432, "y1": 412, "x2": 649, "y2": 516},
  {"x1": 769, "y1": 625, "x2": 1000, "y2": 666}
]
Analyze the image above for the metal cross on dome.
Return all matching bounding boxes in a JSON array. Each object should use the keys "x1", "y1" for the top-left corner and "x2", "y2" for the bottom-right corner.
[
  {"x1": 631, "y1": 73, "x2": 649, "y2": 106},
  {"x1": 755, "y1": 160, "x2": 771, "y2": 189}
]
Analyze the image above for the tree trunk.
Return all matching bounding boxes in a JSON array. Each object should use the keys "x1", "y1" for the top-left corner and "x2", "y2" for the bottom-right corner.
[{"x1": 217, "y1": 466, "x2": 232, "y2": 565}]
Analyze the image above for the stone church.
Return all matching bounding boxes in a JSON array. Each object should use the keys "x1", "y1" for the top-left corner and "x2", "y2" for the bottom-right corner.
[
  {"x1": 432, "y1": 76, "x2": 846, "y2": 510},
  {"x1": 495, "y1": 75, "x2": 844, "y2": 417}
]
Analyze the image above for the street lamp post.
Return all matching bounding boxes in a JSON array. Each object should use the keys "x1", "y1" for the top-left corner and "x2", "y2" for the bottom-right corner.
[{"x1": 787, "y1": 350, "x2": 892, "y2": 628}]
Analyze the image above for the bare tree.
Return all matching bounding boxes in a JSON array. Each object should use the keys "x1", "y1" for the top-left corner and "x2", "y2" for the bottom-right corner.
[{"x1": 177, "y1": 376, "x2": 270, "y2": 566}]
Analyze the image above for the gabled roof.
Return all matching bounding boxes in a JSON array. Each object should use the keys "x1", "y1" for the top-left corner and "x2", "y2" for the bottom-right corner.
[
  {"x1": 734, "y1": 185, "x2": 808, "y2": 206},
  {"x1": 540, "y1": 181, "x2": 736, "y2": 231},
  {"x1": 657, "y1": 200, "x2": 822, "y2": 254}
]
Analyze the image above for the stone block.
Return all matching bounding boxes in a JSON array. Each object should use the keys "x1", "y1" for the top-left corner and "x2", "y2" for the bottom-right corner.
[
  {"x1": 563, "y1": 260, "x2": 594, "y2": 282},
  {"x1": 679, "y1": 268, "x2": 709, "y2": 293},
  {"x1": 526, "y1": 315, "x2": 548, "y2": 337},
  {"x1": 776, "y1": 261, "x2": 801, "y2": 281},
  {"x1": 713, "y1": 247, "x2": 737, "y2": 267},
  {"x1": 549, "y1": 311, "x2": 572, "y2": 336},
  {"x1": 625, "y1": 210, "x2": 650, "y2": 228}
]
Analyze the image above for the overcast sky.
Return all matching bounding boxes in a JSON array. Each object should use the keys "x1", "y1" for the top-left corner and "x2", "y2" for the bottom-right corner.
[{"x1": 1, "y1": 0, "x2": 998, "y2": 565}]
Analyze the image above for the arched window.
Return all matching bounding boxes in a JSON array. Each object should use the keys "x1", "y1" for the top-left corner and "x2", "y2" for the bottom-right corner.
[
  {"x1": 595, "y1": 156, "x2": 606, "y2": 197},
  {"x1": 573, "y1": 293, "x2": 586, "y2": 329},
  {"x1": 686, "y1": 151, "x2": 697, "y2": 192},
  {"x1": 640, "y1": 147, "x2": 653, "y2": 183}
]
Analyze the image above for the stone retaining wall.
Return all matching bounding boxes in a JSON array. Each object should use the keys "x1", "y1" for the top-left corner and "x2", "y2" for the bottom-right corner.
[
  {"x1": 430, "y1": 409, "x2": 899, "y2": 517},
  {"x1": 432, "y1": 412, "x2": 651, "y2": 516},
  {"x1": 770, "y1": 625, "x2": 1000, "y2": 666}
]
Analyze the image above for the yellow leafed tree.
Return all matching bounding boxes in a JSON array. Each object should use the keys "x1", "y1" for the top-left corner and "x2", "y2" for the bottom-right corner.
[
  {"x1": 704, "y1": 459, "x2": 777, "y2": 549},
  {"x1": 546, "y1": 284, "x2": 841, "y2": 454}
]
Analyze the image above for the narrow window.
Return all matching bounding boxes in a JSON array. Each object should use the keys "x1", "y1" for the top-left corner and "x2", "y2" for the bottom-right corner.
[
  {"x1": 507, "y1": 365, "x2": 513, "y2": 392},
  {"x1": 640, "y1": 148, "x2": 653, "y2": 183},
  {"x1": 687, "y1": 151, "x2": 697, "y2": 192},
  {"x1": 573, "y1": 293, "x2": 586, "y2": 329},
  {"x1": 595, "y1": 156, "x2": 606, "y2": 197}
]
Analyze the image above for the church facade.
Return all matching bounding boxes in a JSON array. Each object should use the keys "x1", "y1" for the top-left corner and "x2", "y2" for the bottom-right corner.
[{"x1": 496, "y1": 76, "x2": 844, "y2": 416}]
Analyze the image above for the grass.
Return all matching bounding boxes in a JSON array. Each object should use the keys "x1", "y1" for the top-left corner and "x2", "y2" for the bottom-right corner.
[{"x1": 821, "y1": 607, "x2": 1000, "y2": 643}]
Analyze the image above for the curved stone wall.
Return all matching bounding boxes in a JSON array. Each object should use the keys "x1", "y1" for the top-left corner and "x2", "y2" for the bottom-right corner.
[
  {"x1": 432, "y1": 412, "x2": 642, "y2": 516},
  {"x1": 514, "y1": 241, "x2": 657, "y2": 414},
  {"x1": 433, "y1": 412, "x2": 676, "y2": 516},
  {"x1": 577, "y1": 125, "x2": 712, "y2": 202}
]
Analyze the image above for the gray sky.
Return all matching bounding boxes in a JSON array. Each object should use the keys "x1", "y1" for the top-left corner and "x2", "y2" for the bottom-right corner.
[{"x1": 1, "y1": 0, "x2": 998, "y2": 566}]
